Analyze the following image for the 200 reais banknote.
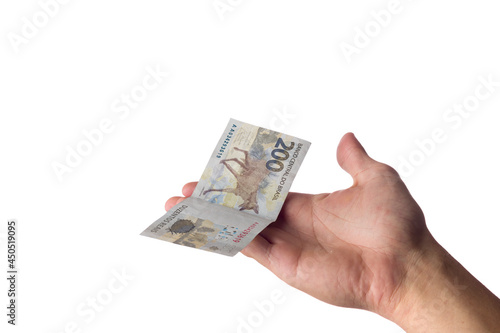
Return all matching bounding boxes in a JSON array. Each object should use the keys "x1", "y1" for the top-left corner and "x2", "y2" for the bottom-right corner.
[{"x1": 141, "y1": 118, "x2": 310, "y2": 256}]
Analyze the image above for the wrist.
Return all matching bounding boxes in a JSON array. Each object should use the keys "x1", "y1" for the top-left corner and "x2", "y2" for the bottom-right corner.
[
  {"x1": 388, "y1": 234, "x2": 452, "y2": 331},
  {"x1": 388, "y1": 233, "x2": 500, "y2": 332}
]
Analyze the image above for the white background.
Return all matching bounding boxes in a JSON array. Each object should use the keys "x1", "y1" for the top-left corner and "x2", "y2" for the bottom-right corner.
[{"x1": 1, "y1": 1, "x2": 500, "y2": 332}]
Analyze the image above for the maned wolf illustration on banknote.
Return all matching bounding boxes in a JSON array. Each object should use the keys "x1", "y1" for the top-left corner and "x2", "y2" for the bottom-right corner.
[
  {"x1": 203, "y1": 147, "x2": 269, "y2": 214},
  {"x1": 141, "y1": 118, "x2": 310, "y2": 256}
]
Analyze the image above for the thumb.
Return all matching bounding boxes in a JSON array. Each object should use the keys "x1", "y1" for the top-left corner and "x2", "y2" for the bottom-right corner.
[{"x1": 336, "y1": 133, "x2": 379, "y2": 185}]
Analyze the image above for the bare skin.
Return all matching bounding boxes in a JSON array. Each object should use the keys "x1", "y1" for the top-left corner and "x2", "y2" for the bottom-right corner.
[{"x1": 165, "y1": 133, "x2": 500, "y2": 332}]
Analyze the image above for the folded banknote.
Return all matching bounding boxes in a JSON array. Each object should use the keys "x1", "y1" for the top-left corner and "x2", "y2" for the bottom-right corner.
[{"x1": 141, "y1": 118, "x2": 310, "y2": 256}]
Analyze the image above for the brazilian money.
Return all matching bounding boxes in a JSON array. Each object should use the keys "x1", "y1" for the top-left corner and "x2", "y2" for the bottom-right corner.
[{"x1": 141, "y1": 119, "x2": 310, "y2": 256}]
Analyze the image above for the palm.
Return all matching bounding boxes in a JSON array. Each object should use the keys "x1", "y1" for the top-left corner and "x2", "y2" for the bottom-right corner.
[{"x1": 247, "y1": 163, "x2": 426, "y2": 314}]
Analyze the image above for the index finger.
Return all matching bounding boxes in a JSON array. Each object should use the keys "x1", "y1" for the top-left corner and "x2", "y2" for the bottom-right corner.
[{"x1": 182, "y1": 182, "x2": 198, "y2": 197}]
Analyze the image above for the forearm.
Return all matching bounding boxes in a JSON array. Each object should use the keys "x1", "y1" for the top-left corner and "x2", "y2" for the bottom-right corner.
[{"x1": 390, "y1": 235, "x2": 500, "y2": 332}]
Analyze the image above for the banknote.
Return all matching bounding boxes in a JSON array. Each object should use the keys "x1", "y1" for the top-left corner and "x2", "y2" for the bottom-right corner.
[{"x1": 141, "y1": 118, "x2": 310, "y2": 256}]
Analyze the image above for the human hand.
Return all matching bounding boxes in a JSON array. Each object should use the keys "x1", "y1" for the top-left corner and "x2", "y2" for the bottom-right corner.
[
  {"x1": 239, "y1": 132, "x2": 431, "y2": 318},
  {"x1": 166, "y1": 133, "x2": 500, "y2": 332}
]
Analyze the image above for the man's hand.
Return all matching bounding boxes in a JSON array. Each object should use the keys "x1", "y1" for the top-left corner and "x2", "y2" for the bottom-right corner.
[{"x1": 166, "y1": 133, "x2": 500, "y2": 332}]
